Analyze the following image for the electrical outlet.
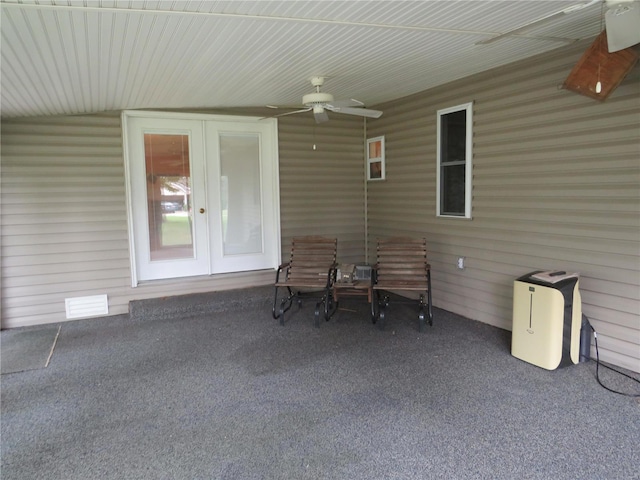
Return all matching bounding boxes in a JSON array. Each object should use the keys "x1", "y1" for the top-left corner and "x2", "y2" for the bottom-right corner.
[{"x1": 457, "y1": 257, "x2": 465, "y2": 270}]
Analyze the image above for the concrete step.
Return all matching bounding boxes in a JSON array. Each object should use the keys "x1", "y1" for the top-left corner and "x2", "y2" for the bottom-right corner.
[{"x1": 129, "y1": 286, "x2": 274, "y2": 321}]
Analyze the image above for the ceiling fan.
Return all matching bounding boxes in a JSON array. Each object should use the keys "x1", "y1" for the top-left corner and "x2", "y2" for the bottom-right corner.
[
  {"x1": 267, "y1": 76, "x2": 383, "y2": 124},
  {"x1": 477, "y1": 0, "x2": 640, "y2": 52},
  {"x1": 604, "y1": 0, "x2": 640, "y2": 52}
]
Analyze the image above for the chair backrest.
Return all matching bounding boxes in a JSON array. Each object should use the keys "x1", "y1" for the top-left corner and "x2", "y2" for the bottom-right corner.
[
  {"x1": 285, "y1": 236, "x2": 337, "y2": 287},
  {"x1": 375, "y1": 237, "x2": 430, "y2": 289}
]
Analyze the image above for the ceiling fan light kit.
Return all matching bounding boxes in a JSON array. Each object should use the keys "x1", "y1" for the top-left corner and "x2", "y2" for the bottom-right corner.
[{"x1": 302, "y1": 92, "x2": 334, "y2": 106}]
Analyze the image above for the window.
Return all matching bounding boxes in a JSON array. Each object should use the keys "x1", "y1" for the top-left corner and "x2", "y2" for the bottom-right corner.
[
  {"x1": 437, "y1": 102, "x2": 473, "y2": 218},
  {"x1": 367, "y1": 136, "x2": 385, "y2": 181}
]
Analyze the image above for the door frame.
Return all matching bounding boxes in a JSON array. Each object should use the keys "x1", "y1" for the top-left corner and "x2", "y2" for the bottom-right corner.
[{"x1": 122, "y1": 110, "x2": 281, "y2": 287}]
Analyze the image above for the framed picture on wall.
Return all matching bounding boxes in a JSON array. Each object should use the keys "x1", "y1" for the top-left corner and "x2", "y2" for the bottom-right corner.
[{"x1": 367, "y1": 136, "x2": 385, "y2": 181}]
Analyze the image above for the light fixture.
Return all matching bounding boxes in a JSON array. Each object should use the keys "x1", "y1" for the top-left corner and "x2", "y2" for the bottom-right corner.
[
  {"x1": 312, "y1": 124, "x2": 317, "y2": 151},
  {"x1": 596, "y1": 0, "x2": 605, "y2": 94}
]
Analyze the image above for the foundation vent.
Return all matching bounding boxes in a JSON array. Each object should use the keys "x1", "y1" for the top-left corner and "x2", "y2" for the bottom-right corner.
[{"x1": 65, "y1": 294, "x2": 109, "y2": 319}]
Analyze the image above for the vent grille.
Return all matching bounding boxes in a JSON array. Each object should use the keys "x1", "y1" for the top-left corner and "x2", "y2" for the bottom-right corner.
[{"x1": 65, "y1": 295, "x2": 109, "y2": 319}]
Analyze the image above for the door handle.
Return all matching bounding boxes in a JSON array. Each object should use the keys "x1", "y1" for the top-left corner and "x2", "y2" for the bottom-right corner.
[{"x1": 199, "y1": 208, "x2": 205, "y2": 214}]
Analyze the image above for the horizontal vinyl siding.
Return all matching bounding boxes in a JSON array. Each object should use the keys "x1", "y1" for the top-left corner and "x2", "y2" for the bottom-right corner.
[
  {"x1": 0, "y1": 113, "x2": 132, "y2": 327},
  {"x1": 366, "y1": 39, "x2": 640, "y2": 372},
  {"x1": 0, "y1": 112, "x2": 284, "y2": 328},
  {"x1": 278, "y1": 114, "x2": 365, "y2": 264}
]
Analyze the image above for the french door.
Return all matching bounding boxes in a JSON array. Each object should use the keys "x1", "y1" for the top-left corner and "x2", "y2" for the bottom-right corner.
[{"x1": 124, "y1": 112, "x2": 280, "y2": 284}]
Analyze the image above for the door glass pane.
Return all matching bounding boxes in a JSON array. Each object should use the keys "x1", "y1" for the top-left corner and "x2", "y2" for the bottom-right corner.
[
  {"x1": 144, "y1": 133, "x2": 194, "y2": 261},
  {"x1": 220, "y1": 134, "x2": 263, "y2": 255}
]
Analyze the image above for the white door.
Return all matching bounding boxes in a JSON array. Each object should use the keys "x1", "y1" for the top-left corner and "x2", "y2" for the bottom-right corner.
[
  {"x1": 206, "y1": 122, "x2": 279, "y2": 274},
  {"x1": 127, "y1": 117, "x2": 209, "y2": 281},
  {"x1": 125, "y1": 112, "x2": 280, "y2": 284}
]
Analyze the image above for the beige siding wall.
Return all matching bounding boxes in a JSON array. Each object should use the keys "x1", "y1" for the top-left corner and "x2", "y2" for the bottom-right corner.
[
  {"x1": 366, "y1": 39, "x2": 640, "y2": 372},
  {"x1": 0, "y1": 110, "x2": 365, "y2": 328},
  {"x1": 277, "y1": 114, "x2": 365, "y2": 264},
  {"x1": 1, "y1": 114, "x2": 131, "y2": 327}
]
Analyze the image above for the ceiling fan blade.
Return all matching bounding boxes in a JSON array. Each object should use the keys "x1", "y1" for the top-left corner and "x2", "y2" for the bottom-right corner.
[
  {"x1": 314, "y1": 109, "x2": 329, "y2": 123},
  {"x1": 329, "y1": 98, "x2": 365, "y2": 108},
  {"x1": 266, "y1": 104, "x2": 305, "y2": 109},
  {"x1": 270, "y1": 107, "x2": 312, "y2": 118},
  {"x1": 327, "y1": 106, "x2": 383, "y2": 119}
]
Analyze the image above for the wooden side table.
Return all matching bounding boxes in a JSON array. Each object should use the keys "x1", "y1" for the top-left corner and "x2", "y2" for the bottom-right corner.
[{"x1": 333, "y1": 279, "x2": 373, "y2": 304}]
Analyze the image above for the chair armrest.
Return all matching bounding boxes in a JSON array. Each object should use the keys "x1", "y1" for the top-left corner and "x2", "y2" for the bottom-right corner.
[
  {"x1": 325, "y1": 262, "x2": 338, "y2": 288},
  {"x1": 274, "y1": 262, "x2": 291, "y2": 283},
  {"x1": 277, "y1": 262, "x2": 291, "y2": 271}
]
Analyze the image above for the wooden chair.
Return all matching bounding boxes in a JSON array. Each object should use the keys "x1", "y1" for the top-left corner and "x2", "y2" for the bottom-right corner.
[
  {"x1": 372, "y1": 237, "x2": 433, "y2": 332},
  {"x1": 272, "y1": 236, "x2": 338, "y2": 327}
]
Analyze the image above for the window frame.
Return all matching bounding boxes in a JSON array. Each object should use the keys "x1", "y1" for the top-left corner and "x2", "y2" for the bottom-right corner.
[
  {"x1": 366, "y1": 135, "x2": 385, "y2": 181},
  {"x1": 436, "y1": 102, "x2": 473, "y2": 219}
]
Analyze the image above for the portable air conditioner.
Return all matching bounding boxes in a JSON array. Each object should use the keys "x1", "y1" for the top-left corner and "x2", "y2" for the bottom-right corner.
[{"x1": 511, "y1": 271, "x2": 582, "y2": 370}]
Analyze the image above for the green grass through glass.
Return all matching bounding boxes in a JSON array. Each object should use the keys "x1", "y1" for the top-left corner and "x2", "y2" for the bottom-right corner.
[{"x1": 162, "y1": 214, "x2": 192, "y2": 246}]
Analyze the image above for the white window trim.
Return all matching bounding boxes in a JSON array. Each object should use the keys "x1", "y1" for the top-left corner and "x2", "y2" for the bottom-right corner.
[
  {"x1": 366, "y1": 135, "x2": 385, "y2": 181},
  {"x1": 436, "y1": 102, "x2": 473, "y2": 219}
]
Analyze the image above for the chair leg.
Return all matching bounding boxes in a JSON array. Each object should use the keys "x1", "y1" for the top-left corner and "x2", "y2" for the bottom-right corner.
[
  {"x1": 272, "y1": 286, "x2": 280, "y2": 320},
  {"x1": 371, "y1": 291, "x2": 379, "y2": 324},
  {"x1": 324, "y1": 289, "x2": 337, "y2": 321},
  {"x1": 313, "y1": 290, "x2": 337, "y2": 328},
  {"x1": 418, "y1": 294, "x2": 426, "y2": 332},
  {"x1": 378, "y1": 304, "x2": 386, "y2": 330},
  {"x1": 427, "y1": 272, "x2": 434, "y2": 326},
  {"x1": 279, "y1": 299, "x2": 288, "y2": 326},
  {"x1": 418, "y1": 308, "x2": 426, "y2": 332},
  {"x1": 273, "y1": 286, "x2": 294, "y2": 325},
  {"x1": 377, "y1": 294, "x2": 389, "y2": 330}
]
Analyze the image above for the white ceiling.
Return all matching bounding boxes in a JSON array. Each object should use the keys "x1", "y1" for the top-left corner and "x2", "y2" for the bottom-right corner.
[{"x1": 0, "y1": 0, "x2": 607, "y2": 119}]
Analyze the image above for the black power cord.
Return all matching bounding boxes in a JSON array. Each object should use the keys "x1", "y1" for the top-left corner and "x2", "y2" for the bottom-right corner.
[{"x1": 585, "y1": 319, "x2": 640, "y2": 398}]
